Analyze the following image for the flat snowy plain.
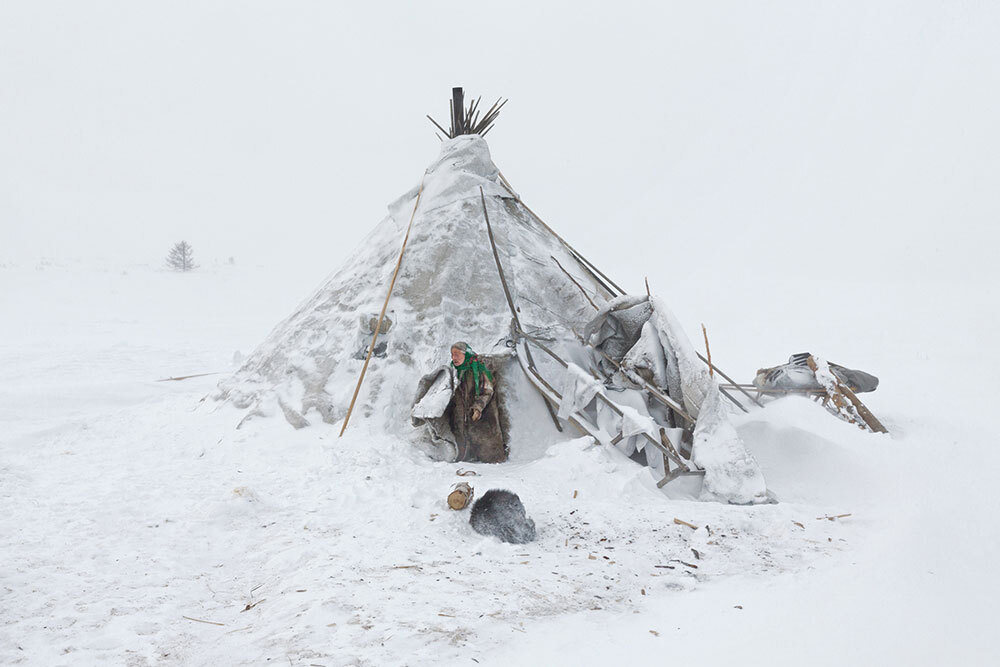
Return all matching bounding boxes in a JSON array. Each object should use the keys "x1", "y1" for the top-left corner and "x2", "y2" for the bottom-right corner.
[{"x1": 1, "y1": 257, "x2": 996, "y2": 666}]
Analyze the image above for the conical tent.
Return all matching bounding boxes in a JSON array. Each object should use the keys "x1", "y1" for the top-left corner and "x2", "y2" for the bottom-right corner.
[{"x1": 214, "y1": 134, "x2": 767, "y2": 503}]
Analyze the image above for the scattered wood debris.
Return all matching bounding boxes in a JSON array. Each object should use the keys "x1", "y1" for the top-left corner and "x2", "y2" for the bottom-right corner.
[
  {"x1": 807, "y1": 356, "x2": 887, "y2": 433},
  {"x1": 182, "y1": 615, "x2": 225, "y2": 626},
  {"x1": 156, "y1": 372, "x2": 221, "y2": 382},
  {"x1": 673, "y1": 518, "x2": 698, "y2": 530},
  {"x1": 816, "y1": 513, "x2": 852, "y2": 521}
]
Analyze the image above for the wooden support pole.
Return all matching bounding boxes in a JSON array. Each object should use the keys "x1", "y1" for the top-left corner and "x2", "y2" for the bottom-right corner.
[
  {"x1": 701, "y1": 324, "x2": 713, "y2": 378},
  {"x1": 480, "y1": 187, "x2": 520, "y2": 329},
  {"x1": 339, "y1": 174, "x2": 427, "y2": 437},
  {"x1": 807, "y1": 356, "x2": 888, "y2": 433},
  {"x1": 551, "y1": 255, "x2": 598, "y2": 310},
  {"x1": 839, "y1": 384, "x2": 888, "y2": 434},
  {"x1": 480, "y1": 188, "x2": 562, "y2": 433},
  {"x1": 572, "y1": 330, "x2": 695, "y2": 426},
  {"x1": 516, "y1": 339, "x2": 694, "y2": 476},
  {"x1": 495, "y1": 172, "x2": 627, "y2": 297},
  {"x1": 696, "y1": 352, "x2": 764, "y2": 409},
  {"x1": 452, "y1": 87, "x2": 464, "y2": 135},
  {"x1": 518, "y1": 330, "x2": 689, "y2": 471}
]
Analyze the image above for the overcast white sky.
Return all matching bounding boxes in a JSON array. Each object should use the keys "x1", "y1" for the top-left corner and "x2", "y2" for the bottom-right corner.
[{"x1": 2, "y1": 1, "x2": 997, "y2": 289}]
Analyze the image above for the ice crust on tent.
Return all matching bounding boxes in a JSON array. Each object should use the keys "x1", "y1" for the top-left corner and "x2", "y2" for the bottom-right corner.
[{"x1": 214, "y1": 135, "x2": 605, "y2": 446}]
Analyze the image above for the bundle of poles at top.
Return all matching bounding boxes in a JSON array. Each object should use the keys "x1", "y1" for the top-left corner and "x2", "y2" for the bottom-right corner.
[{"x1": 427, "y1": 87, "x2": 508, "y2": 139}]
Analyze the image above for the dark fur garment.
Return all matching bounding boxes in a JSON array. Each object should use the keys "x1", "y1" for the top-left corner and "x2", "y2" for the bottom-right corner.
[{"x1": 469, "y1": 489, "x2": 536, "y2": 544}]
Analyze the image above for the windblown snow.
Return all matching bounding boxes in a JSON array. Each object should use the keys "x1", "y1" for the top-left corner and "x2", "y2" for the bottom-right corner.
[{"x1": 2, "y1": 256, "x2": 996, "y2": 665}]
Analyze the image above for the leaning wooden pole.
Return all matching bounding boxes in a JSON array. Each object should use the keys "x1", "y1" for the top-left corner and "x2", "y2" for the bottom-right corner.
[
  {"x1": 696, "y1": 352, "x2": 765, "y2": 409},
  {"x1": 551, "y1": 255, "x2": 598, "y2": 310},
  {"x1": 451, "y1": 87, "x2": 465, "y2": 136},
  {"x1": 701, "y1": 324, "x2": 713, "y2": 378},
  {"x1": 480, "y1": 187, "x2": 563, "y2": 433},
  {"x1": 339, "y1": 174, "x2": 427, "y2": 437},
  {"x1": 495, "y1": 172, "x2": 627, "y2": 297}
]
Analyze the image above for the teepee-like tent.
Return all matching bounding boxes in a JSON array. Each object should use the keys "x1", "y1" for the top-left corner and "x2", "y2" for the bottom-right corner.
[{"x1": 214, "y1": 90, "x2": 767, "y2": 504}]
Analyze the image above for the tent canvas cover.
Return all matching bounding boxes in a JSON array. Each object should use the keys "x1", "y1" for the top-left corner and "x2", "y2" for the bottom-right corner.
[{"x1": 214, "y1": 135, "x2": 767, "y2": 504}]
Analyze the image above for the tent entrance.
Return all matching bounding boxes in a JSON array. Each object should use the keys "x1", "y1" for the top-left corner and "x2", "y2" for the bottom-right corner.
[{"x1": 411, "y1": 355, "x2": 511, "y2": 463}]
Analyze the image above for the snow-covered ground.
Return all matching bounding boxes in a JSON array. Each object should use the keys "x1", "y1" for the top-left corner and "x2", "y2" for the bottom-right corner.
[{"x1": 2, "y1": 259, "x2": 997, "y2": 665}]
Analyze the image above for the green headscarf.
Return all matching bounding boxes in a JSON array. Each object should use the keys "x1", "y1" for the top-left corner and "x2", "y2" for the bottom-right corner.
[{"x1": 451, "y1": 342, "x2": 493, "y2": 396}]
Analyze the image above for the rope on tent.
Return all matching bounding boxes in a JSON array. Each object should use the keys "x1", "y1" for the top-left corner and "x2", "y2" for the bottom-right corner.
[{"x1": 339, "y1": 173, "x2": 428, "y2": 438}]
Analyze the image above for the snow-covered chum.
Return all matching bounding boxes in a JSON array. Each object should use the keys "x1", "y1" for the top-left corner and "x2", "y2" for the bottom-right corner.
[{"x1": 214, "y1": 134, "x2": 767, "y2": 504}]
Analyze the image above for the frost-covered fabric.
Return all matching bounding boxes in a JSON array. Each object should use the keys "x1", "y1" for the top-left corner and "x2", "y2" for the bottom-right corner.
[
  {"x1": 584, "y1": 295, "x2": 653, "y2": 373},
  {"x1": 648, "y1": 297, "x2": 712, "y2": 419},
  {"x1": 580, "y1": 293, "x2": 768, "y2": 502},
  {"x1": 646, "y1": 296, "x2": 768, "y2": 503},
  {"x1": 619, "y1": 404, "x2": 658, "y2": 443},
  {"x1": 622, "y1": 320, "x2": 683, "y2": 410},
  {"x1": 411, "y1": 366, "x2": 452, "y2": 420},
  {"x1": 558, "y1": 363, "x2": 604, "y2": 419}
]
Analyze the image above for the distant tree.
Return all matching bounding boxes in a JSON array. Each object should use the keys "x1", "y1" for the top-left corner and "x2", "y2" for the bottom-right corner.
[{"x1": 166, "y1": 241, "x2": 196, "y2": 272}]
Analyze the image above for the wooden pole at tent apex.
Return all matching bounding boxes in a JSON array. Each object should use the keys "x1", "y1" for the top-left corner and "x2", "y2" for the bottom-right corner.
[{"x1": 451, "y1": 87, "x2": 465, "y2": 136}]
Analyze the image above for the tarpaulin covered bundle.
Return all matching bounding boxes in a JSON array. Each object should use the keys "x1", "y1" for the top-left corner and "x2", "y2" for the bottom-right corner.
[{"x1": 754, "y1": 353, "x2": 879, "y2": 393}]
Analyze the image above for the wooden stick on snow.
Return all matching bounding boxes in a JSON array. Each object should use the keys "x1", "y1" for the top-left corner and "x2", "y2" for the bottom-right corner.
[
  {"x1": 156, "y1": 372, "x2": 221, "y2": 382},
  {"x1": 339, "y1": 173, "x2": 428, "y2": 437}
]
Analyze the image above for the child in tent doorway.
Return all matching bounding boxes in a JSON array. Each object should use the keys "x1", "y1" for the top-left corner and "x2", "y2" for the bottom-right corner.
[{"x1": 449, "y1": 342, "x2": 507, "y2": 463}]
